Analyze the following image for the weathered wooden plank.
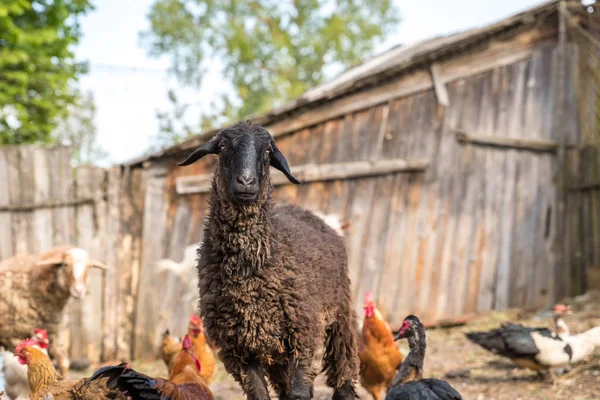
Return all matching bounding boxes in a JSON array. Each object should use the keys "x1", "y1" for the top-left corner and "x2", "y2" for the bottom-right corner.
[
  {"x1": 116, "y1": 167, "x2": 146, "y2": 360},
  {"x1": 495, "y1": 61, "x2": 528, "y2": 310},
  {"x1": 563, "y1": 150, "x2": 581, "y2": 298},
  {"x1": 433, "y1": 78, "x2": 468, "y2": 319},
  {"x1": 355, "y1": 175, "x2": 394, "y2": 312},
  {"x1": 477, "y1": 67, "x2": 507, "y2": 312},
  {"x1": 166, "y1": 201, "x2": 193, "y2": 262},
  {"x1": 18, "y1": 147, "x2": 37, "y2": 253},
  {"x1": 0, "y1": 150, "x2": 13, "y2": 259},
  {"x1": 333, "y1": 114, "x2": 355, "y2": 163},
  {"x1": 451, "y1": 73, "x2": 488, "y2": 317},
  {"x1": 455, "y1": 130, "x2": 561, "y2": 152},
  {"x1": 89, "y1": 167, "x2": 109, "y2": 361},
  {"x1": 528, "y1": 46, "x2": 559, "y2": 306},
  {"x1": 551, "y1": 1, "x2": 569, "y2": 304},
  {"x1": 370, "y1": 103, "x2": 390, "y2": 159},
  {"x1": 377, "y1": 97, "x2": 412, "y2": 320},
  {"x1": 176, "y1": 158, "x2": 429, "y2": 194},
  {"x1": 417, "y1": 102, "x2": 446, "y2": 319},
  {"x1": 408, "y1": 91, "x2": 442, "y2": 321},
  {"x1": 102, "y1": 167, "x2": 121, "y2": 360},
  {"x1": 395, "y1": 176, "x2": 424, "y2": 317},
  {"x1": 445, "y1": 75, "x2": 478, "y2": 317},
  {"x1": 345, "y1": 107, "x2": 379, "y2": 294},
  {"x1": 376, "y1": 174, "x2": 408, "y2": 319},
  {"x1": 463, "y1": 71, "x2": 495, "y2": 314},
  {"x1": 510, "y1": 57, "x2": 540, "y2": 308},
  {"x1": 31, "y1": 147, "x2": 53, "y2": 254},
  {"x1": 592, "y1": 150, "x2": 600, "y2": 269},
  {"x1": 518, "y1": 49, "x2": 551, "y2": 308},
  {"x1": 430, "y1": 63, "x2": 449, "y2": 106},
  {"x1": 6, "y1": 147, "x2": 27, "y2": 255},
  {"x1": 393, "y1": 92, "x2": 428, "y2": 318},
  {"x1": 134, "y1": 163, "x2": 169, "y2": 359}
]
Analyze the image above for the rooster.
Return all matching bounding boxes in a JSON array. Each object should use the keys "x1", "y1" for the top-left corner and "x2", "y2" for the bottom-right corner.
[
  {"x1": 2, "y1": 329, "x2": 49, "y2": 400},
  {"x1": 161, "y1": 315, "x2": 216, "y2": 385},
  {"x1": 12, "y1": 339, "x2": 127, "y2": 400},
  {"x1": 386, "y1": 315, "x2": 462, "y2": 400},
  {"x1": 187, "y1": 315, "x2": 215, "y2": 385},
  {"x1": 88, "y1": 334, "x2": 214, "y2": 400},
  {"x1": 359, "y1": 291, "x2": 403, "y2": 400}
]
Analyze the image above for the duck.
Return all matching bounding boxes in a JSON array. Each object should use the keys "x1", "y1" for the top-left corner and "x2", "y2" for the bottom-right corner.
[{"x1": 385, "y1": 315, "x2": 462, "y2": 400}]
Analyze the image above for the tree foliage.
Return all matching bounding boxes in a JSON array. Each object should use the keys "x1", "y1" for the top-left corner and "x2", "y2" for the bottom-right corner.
[
  {"x1": 54, "y1": 90, "x2": 108, "y2": 166},
  {"x1": 142, "y1": 0, "x2": 400, "y2": 137},
  {"x1": 0, "y1": 0, "x2": 93, "y2": 145}
]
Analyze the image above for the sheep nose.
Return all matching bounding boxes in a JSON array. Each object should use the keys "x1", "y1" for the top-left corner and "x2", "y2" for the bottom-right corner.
[{"x1": 236, "y1": 171, "x2": 256, "y2": 187}]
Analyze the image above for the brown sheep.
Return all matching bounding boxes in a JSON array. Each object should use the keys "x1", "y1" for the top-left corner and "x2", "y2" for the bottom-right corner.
[
  {"x1": 0, "y1": 246, "x2": 108, "y2": 376},
  {"x1": 178, "y1": 121, "x2": 359, "y2": 400}
]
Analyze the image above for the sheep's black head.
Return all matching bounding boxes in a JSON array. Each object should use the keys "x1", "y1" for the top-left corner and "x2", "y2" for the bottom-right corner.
[{"x1": 178, "y1": 122, "x2": 300, "y2": 204}]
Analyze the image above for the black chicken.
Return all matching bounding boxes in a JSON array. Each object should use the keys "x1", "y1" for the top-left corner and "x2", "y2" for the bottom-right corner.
[{"x1": 385, "y1": 315, "x2": 462, "y2": 400}]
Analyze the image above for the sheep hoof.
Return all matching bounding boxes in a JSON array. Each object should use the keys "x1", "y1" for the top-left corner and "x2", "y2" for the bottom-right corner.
[
  {"x1": 332, "y1": 381, "x2": 357, "y2": 400},
  {"x1": 290, "y1": 385, "x2": 313, "y2": 400}
]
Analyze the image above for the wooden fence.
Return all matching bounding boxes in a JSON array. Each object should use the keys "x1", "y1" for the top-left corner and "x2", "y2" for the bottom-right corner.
[
  {"x1": 0, "y1": 148, "x2": 146, "y2": 362},
  {"x1": 0, "y1": 146, "x2": 107, "y2": 360}
]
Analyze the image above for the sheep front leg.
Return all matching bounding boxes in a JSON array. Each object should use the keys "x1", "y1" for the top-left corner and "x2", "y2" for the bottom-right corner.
[
  {"x1": 241, "y1": 358, "x2": 271, "y2": 400},
  {"x1": 47, "y1": 331, "x2": 69, "y2": 376},
  {"x1": 289, "y1": 358, "x2": 314, "y2": 400}
]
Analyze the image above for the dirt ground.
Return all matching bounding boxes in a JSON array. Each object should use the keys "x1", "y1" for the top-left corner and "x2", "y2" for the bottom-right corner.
[{"x1": 69, "y1": 291, "x2": 600, "y2": 400}]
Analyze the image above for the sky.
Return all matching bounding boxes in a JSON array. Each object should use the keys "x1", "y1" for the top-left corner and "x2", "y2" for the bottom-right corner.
[{"x1": 75, "y1": 0, "x2": 545, "y2": 165}]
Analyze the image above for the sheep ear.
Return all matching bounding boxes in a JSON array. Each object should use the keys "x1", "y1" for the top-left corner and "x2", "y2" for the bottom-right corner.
[
  {"x1": 177, "y1": 137, "x2": 220, "y2": 166},
  {"x1": 89, "y1": 260, "x2": 109, "y2": 270},
  {"x1": 270, "y1": 142, "x2": 300, "y2": 184},
  {"x1": 36, "y1": 256, "x2": 65, "y2": 267}
]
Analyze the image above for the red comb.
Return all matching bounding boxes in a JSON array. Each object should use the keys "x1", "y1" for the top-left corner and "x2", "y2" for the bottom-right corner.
[
  {"x1": 34, "y1": 328, "x2": 48, "y2": 339},
  {"x1": 364, "y1": 291, "x2": 373, "y2": 304},
  {"x1": 182, "y1": 334, "x2": 192, "y2": 349},
  {"x1": 189, "y1": 315, "x2": 202, "y2": 325},
  {"x1": 16, "y1": 338, "x2": 36, "y2": 353}
]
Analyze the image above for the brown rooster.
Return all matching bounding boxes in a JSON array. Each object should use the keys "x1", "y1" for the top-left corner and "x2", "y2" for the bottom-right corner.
[
  {"x1": 89, "y1": 334, "x2": 214, "y2": 400},
  {"x1": 13, "y1": 339, "x2": 127, "y2": 400},
  {"x1": 188, "y1": 315, "x2": 216, "y2": 385},
  {"x1": 359, "y1": 291, "x2": 404, "y2": 400},
  {"x1": 162, "y1": 315, "x2": 216, "y2": 384}
]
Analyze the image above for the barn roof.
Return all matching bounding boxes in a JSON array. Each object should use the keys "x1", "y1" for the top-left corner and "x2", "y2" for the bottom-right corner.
[{"x1": 125, "y1": 0, "x2": 563, "y2": 167}]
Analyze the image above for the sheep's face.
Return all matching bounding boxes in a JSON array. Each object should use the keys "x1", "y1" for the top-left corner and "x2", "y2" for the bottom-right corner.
[
  {"x1": 64, "y1": 248, "x2": 92, "y2": 298},
  {"x1": 36, "y1": 247, "x2": 109, "y2": 299},
  {"x1": 178, "y1": 122, "x2": 300, "y2": 204},
  {"x1": 220, "y1": 130, "x2": 268, "y2": 203}
]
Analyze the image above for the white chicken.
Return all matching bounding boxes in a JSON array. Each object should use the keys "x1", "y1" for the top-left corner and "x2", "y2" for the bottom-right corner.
[{"x1": 1, "y1": 329, "x2": 49, "y2": 400}]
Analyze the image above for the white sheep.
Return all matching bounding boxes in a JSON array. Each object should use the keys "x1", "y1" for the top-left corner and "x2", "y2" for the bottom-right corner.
[{"x1": 0, "y1": 247, "x2": 108, "y2": 378}]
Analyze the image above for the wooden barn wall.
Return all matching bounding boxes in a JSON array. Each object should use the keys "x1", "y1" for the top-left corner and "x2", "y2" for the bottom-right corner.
[
  {"x1": 0, "y1": 147, "x2": 145, "y2": 363},
  {"x1": 131, "y1": 39, "x2": 589, "y2": 357}
]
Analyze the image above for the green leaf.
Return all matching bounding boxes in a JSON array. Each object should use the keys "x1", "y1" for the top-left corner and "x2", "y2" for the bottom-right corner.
[
  {"x1": 0, "y1": 0, "x2": 94, "y2": 145},
  {"x1": 143, "y1": 0, "x2": 401, "y2": 146}
]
